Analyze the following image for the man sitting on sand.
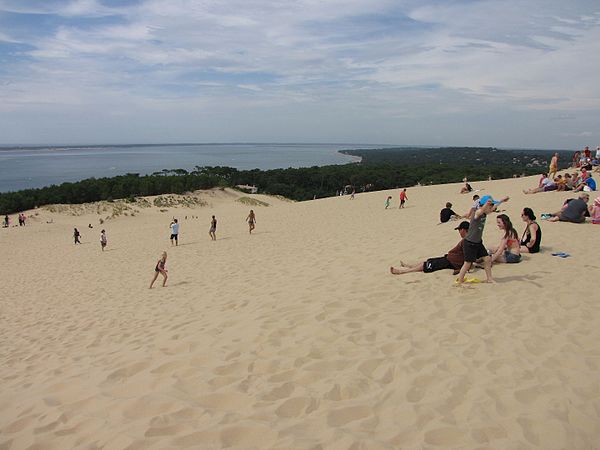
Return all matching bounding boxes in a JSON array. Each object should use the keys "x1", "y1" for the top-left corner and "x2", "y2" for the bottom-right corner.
[
  {"x1": 546, "y1": 192, "x2": 592, "y2": 223},
  {"x1": 573, "y1": 172, "x2": 597, "y2": 192},
  {"x1": 440, "y1": 202, "x2": 460, "y2": 223},
  {"x1": 391, "y1": 221, "x2": 469, "y2": 276}
]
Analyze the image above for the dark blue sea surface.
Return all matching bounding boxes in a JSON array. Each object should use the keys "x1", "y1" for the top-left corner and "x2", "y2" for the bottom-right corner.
[{"x1": 0, "y1": 143, "x2": 382, "y2": 193}]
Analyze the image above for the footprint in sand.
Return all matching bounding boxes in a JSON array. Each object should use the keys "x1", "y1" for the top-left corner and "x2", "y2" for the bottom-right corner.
[
  {"x1": 275, "y1": 396, "x2": 318, "y2": 418},
  {"x1": 424, "y1": 427, "x2": 463, "y2": 446},
  {"x1": 327, "y1": 405, "x2": 372, "y2": 427}
]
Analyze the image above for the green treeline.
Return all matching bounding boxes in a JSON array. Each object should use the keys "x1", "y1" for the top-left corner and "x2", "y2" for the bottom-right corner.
[{"x1": 1, "y1": 147, "x2": 563, "y2": 214}]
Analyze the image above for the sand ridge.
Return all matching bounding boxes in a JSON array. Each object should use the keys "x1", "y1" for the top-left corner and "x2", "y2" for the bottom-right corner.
[{"x1": 1, "y1": 180, "x2": 600, "y2": 449}]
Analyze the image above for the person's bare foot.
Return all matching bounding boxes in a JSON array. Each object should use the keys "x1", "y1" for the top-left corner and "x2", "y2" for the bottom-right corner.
[
  {"x1": 485, "y1": 278, "x2": 496, "y2": 284},
  {"x1": 390, "y1": 267, "x2": 402, "y2": 275}
]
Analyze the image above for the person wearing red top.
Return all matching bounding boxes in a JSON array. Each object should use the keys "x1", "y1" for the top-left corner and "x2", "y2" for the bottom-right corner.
[{"x1": 399, "y1": 188, "x2": 408, "y2": 209}]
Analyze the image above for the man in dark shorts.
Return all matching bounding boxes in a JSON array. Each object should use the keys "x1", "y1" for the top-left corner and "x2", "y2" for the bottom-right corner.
[
  {"x1": 548, "y1": 192, "x2": 591, "y2": 223},
  {"x1": 457, "y1": 199, "x2": 496, "y2": 284},
  {"x1": 170, "y1": 218, "x2": 179, "y2": 246},
  {"x1": 390, "y1": 221, "x2": 469, "y2": 275}
]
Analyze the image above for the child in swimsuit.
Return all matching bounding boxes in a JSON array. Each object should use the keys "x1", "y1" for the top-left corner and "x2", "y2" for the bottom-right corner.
[{"x1": 150, "y1": 251, "x2": 168, "y2": 288}]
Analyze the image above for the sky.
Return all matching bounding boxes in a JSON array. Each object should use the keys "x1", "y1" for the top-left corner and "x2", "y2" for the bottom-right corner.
[{"x1": 0, "y1": 0, "x2": 599, "y2": 148}]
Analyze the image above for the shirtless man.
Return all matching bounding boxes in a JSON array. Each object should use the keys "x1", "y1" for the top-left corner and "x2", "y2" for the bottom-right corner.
[{"x1": 549, "y1": 152, "x2": 558, "y2": 180}]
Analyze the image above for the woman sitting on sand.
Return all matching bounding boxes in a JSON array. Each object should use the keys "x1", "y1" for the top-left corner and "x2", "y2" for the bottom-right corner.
[
  {"x1": 150, "y1": 251, "x2": 168, "y2": 288},
  {"x1": 488, "y1": 214, "x2": 521, "y2": 264},
  {"x1": 460, "y1": 178, "x2": 473, "y2": 194},
  {"x1": 519, "y1": 208, "x2": 541, "y2": 253}
]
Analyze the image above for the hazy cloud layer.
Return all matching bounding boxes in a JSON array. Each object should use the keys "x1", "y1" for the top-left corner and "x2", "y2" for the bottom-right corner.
[{"x1": 0, "y1": 0, "x2": 599, "y2": 146}]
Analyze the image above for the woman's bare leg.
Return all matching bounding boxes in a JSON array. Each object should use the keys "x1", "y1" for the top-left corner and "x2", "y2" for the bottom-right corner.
[{"x1": 150, "y1": 272, "x2": 159, "y2": 288}]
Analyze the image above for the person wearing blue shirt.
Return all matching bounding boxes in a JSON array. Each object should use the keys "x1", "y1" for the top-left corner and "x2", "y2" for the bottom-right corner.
[{"x1": 585, "y1": 176, "x2": 596, "y2": 191}]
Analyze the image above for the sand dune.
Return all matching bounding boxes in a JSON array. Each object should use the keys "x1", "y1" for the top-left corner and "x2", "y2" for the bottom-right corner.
[{"x1": 1, "y1": 179, "x2": 600, "y2": 449}]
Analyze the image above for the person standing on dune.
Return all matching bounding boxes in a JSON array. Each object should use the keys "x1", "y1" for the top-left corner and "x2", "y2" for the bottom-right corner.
[
  {"x1": 457, "y1": 198, "x2": 496, "y2": 284},
  {"x1": 247, "y1": 210, "x2": 256, "y2": 234},
  {"x1": 399, "y1": 188, "x2": 408, "y2": 209}
]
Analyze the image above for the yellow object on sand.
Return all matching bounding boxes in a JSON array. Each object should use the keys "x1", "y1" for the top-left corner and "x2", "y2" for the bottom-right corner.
[{"x1": 455, "y1": 277, "x2": 482, "y2": 284}]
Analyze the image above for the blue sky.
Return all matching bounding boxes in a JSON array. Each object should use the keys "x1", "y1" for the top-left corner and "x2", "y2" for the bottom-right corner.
[{"x1": 0, "y1": 0, "x2": 599, "y2": 148}]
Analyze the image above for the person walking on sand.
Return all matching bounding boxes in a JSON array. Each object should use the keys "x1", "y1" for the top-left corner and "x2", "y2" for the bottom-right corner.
[
  {"x1": 456, "y1": 198, "x2": 496, "y2": 284},
  {"x1": 399, "y1": 188, "x2": 408, "y2": 208},
  {"x1": 549, "y1": 152, "x2": 559, "y2": 180},
  {"x1": 209, "y1": 215, "x2": 217, "y2": 241},
  {"x1": 170, "y1": 218, "x2": 179, "y2": 246},
  {"x1": 385, "y1": 196, "x2": 392, "y2": 209},
  {"x1": 247, "y1": 210, "x2": 256, "y2": 234},
  {"x1": 350, "y1": 188, "x2": 355, "y2": 200},
  {"x1": 100, "y1": 229, "x2": 107, "y2": 251},
  {"x1": 73, "y1": 227, "x2": 81, "y2": 244},
  {"x1": 150, "y1": 251, "x2": 168, "y2": 288}
]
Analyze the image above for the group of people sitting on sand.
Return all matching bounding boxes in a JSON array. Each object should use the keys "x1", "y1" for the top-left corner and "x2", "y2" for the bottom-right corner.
[
  {"x1": 392, "y1": 194, "x2": 539, "y2": 284},
  {"x1": 523, "y1": 170, "x2": 596, "y2": 195},
  {"x1": 392, "y1": 177, "x2": 599, "y2": 283}
]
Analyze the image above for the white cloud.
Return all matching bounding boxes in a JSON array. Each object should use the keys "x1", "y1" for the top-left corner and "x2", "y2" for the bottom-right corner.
[{"x1": 1, "y1": 0, "x2": 599, "y2": 146}]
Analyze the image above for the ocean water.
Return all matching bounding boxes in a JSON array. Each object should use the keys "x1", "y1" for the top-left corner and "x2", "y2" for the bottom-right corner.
[{"x1": 0, "y1": 143, "x2": 379, "y2": 193}]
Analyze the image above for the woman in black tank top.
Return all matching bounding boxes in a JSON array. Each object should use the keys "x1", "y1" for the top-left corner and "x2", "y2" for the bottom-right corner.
[{"x1": 519, "y1": 208, "x2": 541, "y2": 253}]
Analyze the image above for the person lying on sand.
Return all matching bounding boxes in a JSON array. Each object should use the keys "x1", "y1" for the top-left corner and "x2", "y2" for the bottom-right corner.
[
  {"x1": 391, "y1": 221, "x2": 469, "y2": 276},
  {"x1": 546, "y1": 193, "x2": 592, "y2": 223}
]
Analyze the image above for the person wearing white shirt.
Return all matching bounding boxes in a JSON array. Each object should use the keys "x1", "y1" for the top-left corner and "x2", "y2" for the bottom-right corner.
[{"x1": 170, "y1": 219, "x2": 179, "y2": 246}]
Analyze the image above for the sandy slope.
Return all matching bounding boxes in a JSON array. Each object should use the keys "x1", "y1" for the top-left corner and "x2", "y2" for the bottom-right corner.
[{"x1": 1, "y1": 180, "x2": 599, "y2": 450}]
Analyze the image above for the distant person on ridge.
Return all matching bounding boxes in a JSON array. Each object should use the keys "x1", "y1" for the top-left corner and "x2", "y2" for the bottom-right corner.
[
  {"x1": 385, "y1": 196, "x2": 392, "y2": 209},
  {"x1": 549, "y1": 152, "x2": 559, "y2": 180}
]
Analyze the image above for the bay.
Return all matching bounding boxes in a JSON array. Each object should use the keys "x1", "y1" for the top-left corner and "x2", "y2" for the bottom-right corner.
[{"x1": 0, "y1": 143, "x2": 382, "y2": 193}]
